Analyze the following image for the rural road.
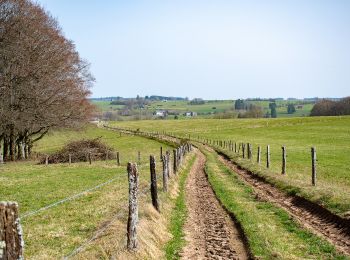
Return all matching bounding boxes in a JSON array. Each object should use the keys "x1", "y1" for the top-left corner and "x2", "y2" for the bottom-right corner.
[{"x1": 181, "y1": 149, "x2": 249, "y2": 260}]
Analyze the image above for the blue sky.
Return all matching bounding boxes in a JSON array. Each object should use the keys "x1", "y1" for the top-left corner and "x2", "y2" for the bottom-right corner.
[{"x1": 37, "y1": 0, "x2": 350, "y2": 99}]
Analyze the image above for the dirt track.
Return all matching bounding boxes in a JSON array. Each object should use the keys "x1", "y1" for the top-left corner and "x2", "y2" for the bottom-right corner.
[
  {"x1": 215, "y1": 149, "x2": 350, "y2": 256},
  {"x1": 181, "y1": 150, "x2": 249, "y2": 260}
]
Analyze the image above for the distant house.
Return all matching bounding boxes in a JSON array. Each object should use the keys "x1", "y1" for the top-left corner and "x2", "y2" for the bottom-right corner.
[
  {"x1": 154, "y1": 110, "x2": 168, "y2": 118},
  {"x1": 184, "y1": 111, "x2": 197, "y2": 117}
]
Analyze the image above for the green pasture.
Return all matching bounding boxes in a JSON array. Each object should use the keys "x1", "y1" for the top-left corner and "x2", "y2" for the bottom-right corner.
[
  {"x1": 92, "y1": 99, "x2": 314, "y2": 118},
  {"x1": 0, "y1": 125, "x2": 174, "y2": 258},
  {"x1": 109, "y1": 116, "x2": 350, "y2": 215}
]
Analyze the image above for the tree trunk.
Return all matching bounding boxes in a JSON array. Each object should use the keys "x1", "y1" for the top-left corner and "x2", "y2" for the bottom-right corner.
[
  {"x1": 9, "y1": 126, "x2": 15, "y2": 161},
  {"x1": 0, "y1": 139, "x2": 3, "y2": 164},
  {"x1": 3, "y1": 137, "x2": 8, "y2": 161}
]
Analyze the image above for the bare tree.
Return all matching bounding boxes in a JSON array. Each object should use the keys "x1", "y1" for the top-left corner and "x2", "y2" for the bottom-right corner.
[{"x1": 0, "y1": 0, "x2": 94, "y2": 161}]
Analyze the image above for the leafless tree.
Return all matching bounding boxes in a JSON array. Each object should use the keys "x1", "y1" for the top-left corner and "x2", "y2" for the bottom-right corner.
[{"x1": 0, "y1": 0, "x2": 94, "y2": 161}]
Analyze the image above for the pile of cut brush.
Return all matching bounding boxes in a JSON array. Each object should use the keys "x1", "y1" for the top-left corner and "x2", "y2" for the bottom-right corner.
[{"x1": 39, "y1": 138, "x2": 115, "y2": 164}]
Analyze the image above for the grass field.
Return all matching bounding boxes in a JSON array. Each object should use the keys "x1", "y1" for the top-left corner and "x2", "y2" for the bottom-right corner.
[
  {"x1": 0, "y1": 125, "x2": 178, "y2": 258},
  {"x1": 109, "y1": 116, "x2": 350, "y2": 215},
  {"x1": 92, "y1": 99, "x2": 314, "y2": 119}
]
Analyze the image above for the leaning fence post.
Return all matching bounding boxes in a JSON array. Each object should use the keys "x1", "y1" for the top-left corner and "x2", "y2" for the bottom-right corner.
[
  {"x1": 0, "y1": 202, "x2": 24, "y2": 259},
  {"x1": 127, "y1": 163, "x2": 139, "y2": 251},
  {"x1": 162, "y1": 155, "x2": 168, "y2": 192},
  {"x1": 150, "y1": 155, "x2": 160, "y2": 212},
  {"x1": 117, "y1": 151, "x2": 120, "y2": 166},
  {"x1": 257, "y1": 146, "x2": 261, "y2": 164},
  {"x1": 311, "y1": 147, "x2": 316, "y2": 186},
  {"x1": 266, "y1": 145, "x2": 270, "y2": 169},
  {"x1": 282, "y1": 146, "x2": 286, "y2": 174}
]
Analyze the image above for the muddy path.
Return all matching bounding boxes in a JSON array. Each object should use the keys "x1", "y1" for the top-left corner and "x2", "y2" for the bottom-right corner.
[
  {"x1": 213, "y1": 148, "x2": 350, "y2": 256},
  {"x1": 181, "y1": 149, "x2": 250, "y2": 260}
]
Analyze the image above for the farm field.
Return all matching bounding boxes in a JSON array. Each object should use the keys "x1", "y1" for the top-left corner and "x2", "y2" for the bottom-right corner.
[
  {"x1": 92, "y1": 99, "x2": 314, "y2": 119},
  {"x1": 0, "y1": 125, "x2": 183, "y2": 258},
  {"x1": 1, "y1": 124, "x2": 349, "y2": 259},
  {"x1": 108, "y1": 116, "x2": 350, "y2": 216}
]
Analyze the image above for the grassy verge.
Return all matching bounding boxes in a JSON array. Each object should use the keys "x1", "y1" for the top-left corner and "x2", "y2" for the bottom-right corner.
[
  {"x1": 202, "y1": 146, "x2": 348, "y2": 259},
  {"x1": 165, "y1": 155, "x2": 196, "y2": 259}
]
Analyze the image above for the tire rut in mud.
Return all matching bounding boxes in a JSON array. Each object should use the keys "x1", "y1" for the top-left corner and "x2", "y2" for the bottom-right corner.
[
  {"x1": 181, "y1": 150, "x2": 249, "y2": 260},
  {"x1": 215, "y1": 149, "x2": 350, "y2": 256}
]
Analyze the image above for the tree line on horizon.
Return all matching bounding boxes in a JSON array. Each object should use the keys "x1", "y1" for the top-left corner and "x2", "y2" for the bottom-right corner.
[
  {"x1": 310, "y1": 97, "x2": 350, "y2": 116},
  {"x1": 0, "y1": 0, "x2": 93, "y2": 161}
]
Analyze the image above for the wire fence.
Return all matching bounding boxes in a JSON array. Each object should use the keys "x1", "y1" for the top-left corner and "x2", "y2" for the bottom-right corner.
[
  {"x1": 21, "y1": 175, "x2": 122, "y2": 220},
  {"x1": 64, "y1": 186, "x2": 150, "y2": 259},
  {"x1": 1, "y1": 127, "x2": 191, "y2": 259}
]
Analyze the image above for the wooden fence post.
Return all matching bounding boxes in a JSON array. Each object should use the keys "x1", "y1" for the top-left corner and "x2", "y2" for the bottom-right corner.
[
  {"x1": 257, "y1": 146, "x2": 261, "y2": 164},
  {"x1": 173, "y1": 149, "x2": 177, "y2": 174},
  {"x1": 88, "y1": 152, "x2": 92, "y2": 165},
  {"x1": 0, "y1": 202, "x2": 24, "y2": 259},
  {"x1": 160, "y1": 146, "x2": 163, "y2": 160},
  {"x1": 138, "y1": 151, "x2": 141, "y2": 165},
  {"x1": 127, "y1": 163, "x2": 139, "y2": 251},
  {"x1": 266, "y1": 145, "x2": 270, "y2": 169},
  {"x1": 248, "y1": 143, "x2": 252, "y2": 159},
  {"x1": 242, "y1": 143, "x2": 246, "y2": 158},
  {"x1": 162, "y1": 155, "x2": 168, "y2": 192},
  {"x1": 311, "y1": 147, "x2": 316, "y2": 186},
  {"x1": 106, "y1": 151, "x2": 109, "y2": 160},
  {"x1": 69, "y1": 154, "x2": 72, "y2": 165},
  {"x1": 235, "y1": 142, "x2": 237, "y2": 153},
  {"x1": 150, "y1": 155, "x2": 160, "y2": 212},
  {"x1": 45, "y1": 155, "x2": 49, "y2": 165},
  {"x1": 117, "y1": 152, "x2": 120, "y2": 166},
  {"x1": 166, "y1": 151, "x2": 171, "y2": 178},
  {"x1": 282, "y1": 146, "x2": 286, "y2": 174}
]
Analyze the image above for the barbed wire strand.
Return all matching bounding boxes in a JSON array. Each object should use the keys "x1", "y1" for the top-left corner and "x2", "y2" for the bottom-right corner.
[
  {"x1": 21, "y1": 175, "x2": 122, "y2": 219},
  {"x1": 64, "y1": 187, "x2": 150, "y2": 259}
]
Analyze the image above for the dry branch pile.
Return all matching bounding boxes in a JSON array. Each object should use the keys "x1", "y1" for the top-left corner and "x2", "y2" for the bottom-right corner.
[{"x1": 40, "y1": 138, "x2": 115, "y2": 164}]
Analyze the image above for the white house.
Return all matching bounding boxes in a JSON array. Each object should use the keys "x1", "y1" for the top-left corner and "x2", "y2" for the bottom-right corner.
[
  {"x1": 154, "y1": 110, "x2": 167, "y2": 118},
  {"x1": 185, "y1": 111, "x2": 197, "y2": 117}
]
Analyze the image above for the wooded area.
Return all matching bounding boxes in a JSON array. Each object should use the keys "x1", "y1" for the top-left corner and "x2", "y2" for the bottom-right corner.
[
  {"x1": 0, "y1": 0, "x2": 93, "y2": 161},
  {"x1": 310, "y1": 97, "x2": 350, "y2": 116}
]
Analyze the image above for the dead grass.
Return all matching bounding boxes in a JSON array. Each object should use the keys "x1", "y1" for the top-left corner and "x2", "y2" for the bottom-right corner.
[{"x1": 71, "y1": 152, "x2": 195, "y2": 259}]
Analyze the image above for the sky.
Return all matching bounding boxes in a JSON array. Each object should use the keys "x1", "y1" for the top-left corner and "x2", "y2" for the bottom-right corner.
[{"x1": 36, "y1": 0, "x2": 350, "y2": 99}]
